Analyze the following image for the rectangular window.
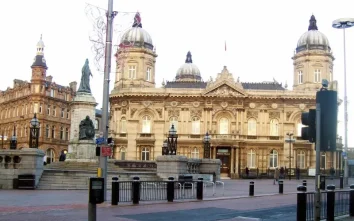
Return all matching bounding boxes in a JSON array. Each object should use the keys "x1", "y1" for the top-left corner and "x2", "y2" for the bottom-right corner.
[
  {"x1": 121, "y1": 151, "x2": 126, "y2": 160},
  {"x1": 51, "y1": 126, "x2": 55, "y2": 138},
  {"x1": 50, "y1": 89, "x2": 55, "y2": 97},
  {"x1": 60, "y1": 127, "x2": 64, "y2": 140},
  {"x1": 128, "y1": 65, "x2": 136, "y2": 79},
  {"x1": 248, "y1": 120, "x2": 257, "y2": 136},
  {"x1": 45, "y1": 125, "x2": 49, "y2": 138},
  {"x1": 192, "y1": 119, "x2": 200, "y2": 134},
  {"x1": 298, "y1": 70, "x2": 303, "y2": 84},
  {"x1": 53, "y1": 106, "x2": 56, "y2": 116},
  {"x1": 65, "y1": 128, "x2": 69, "y2": 141},
  {"x1": 34, "y1": 103, "x2": 39, "y2": 114},
  {"x1": 61, "y1": 108, "x2": 65, "y2": 118},
  {"x1": 146, "y1": 68, "x2": 151, "y2": 81},
  {"x1": 142, "y1": 119, "x2": 151, "y2": 133},
  {"x1": 314, "y1": 69, "x2": 321, "y2": 83},
  {"x1": 39, "y1": 104, "x2": 42, "y2": 113},
  {"x1": 67, "y1": 109, "x2": 70, "y2": 119},
  {"x1": 47, "y1": 105, "x2": 50, "y2": 115},
  {"x1": 121, "y1": 119, "x2": 127, "y2": 133}
]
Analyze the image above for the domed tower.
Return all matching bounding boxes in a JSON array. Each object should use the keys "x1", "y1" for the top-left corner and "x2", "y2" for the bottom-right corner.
[
  {"x1": 175, "y1": 51, "x2": 202, "y2": 82},
  {"x1": 31, "y1": 35, "x2": 48, "y2": 93},
  {"x1": 292, "y1": 15, "x2": 335, "y2": 91},
  {"x1": 114, "y1": 12, "x2": 157, "y2": 89}
]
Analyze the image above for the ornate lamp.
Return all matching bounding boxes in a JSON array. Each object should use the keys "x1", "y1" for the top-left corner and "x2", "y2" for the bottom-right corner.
[
  {"x1": 10, "y1": 125, "x2": 17, "y2": 150},
  {"x1": 29, "y1": 113, "x2": 40, "y2": 148},
  {"x1": 203, "y1": 132, "x2": 211, "y2": 159},
  {"x1": 162, "y1": 140, "x2": 168, "y2": 155},
  {"x1": 167, "y1": 124, "x2": 178, "y2": 155}
]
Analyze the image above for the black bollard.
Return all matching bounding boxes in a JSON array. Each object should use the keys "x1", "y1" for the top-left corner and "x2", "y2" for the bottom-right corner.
[
  {"x1": 296, "y1": 185, "x2": 307, "y2": 221},
  {"x1": 303, "y1": 180, "x2": 307, "y2": 187},
  {"x1": 327, "y1": 185, "x2": 336, "y2": 221},
  {"x1": 197, "y1": 177, "x2": 203, "y2": 200},
  {"x1": 249, "y1": 181, "x2": 254, "y2": 196},
  {"x1": 279, "y1": 180, "x2": 284, "y2": 194},
  {"x1": 350, "y1": 184, "x2": 354, "y2": 217},
  {"x1": 340, "y1": 176, "x2": 344, "y2": 189},
  {"x1": 167, "y1": 177, "x2": 175, "y2": 202},
  {"x1": 132, "y1": 176, "x2": 140, "y2": 205},
  {"x1": 111, "y1": 177, "x2": 119, "y2": 205}
]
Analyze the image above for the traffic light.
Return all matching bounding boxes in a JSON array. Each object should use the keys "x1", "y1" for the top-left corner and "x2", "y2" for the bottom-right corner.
[
  {"x1": 301, "y1": 109, "x2": 316, "y2": 142},
  {"x1": 107, "y1": 137, "x2": 113, "y2": 144},
  {"x1": 316, "y1": 90, "x2": 338, "y2": 152}
]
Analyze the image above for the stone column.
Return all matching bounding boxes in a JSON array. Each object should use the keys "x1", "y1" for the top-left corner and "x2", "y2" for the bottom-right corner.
[
  {"x1": 235, "y1": 148, "x2": 239, "y2": 175},
  {"x1": 230, "y1": 147, "x2": 234, "y2": 177}
]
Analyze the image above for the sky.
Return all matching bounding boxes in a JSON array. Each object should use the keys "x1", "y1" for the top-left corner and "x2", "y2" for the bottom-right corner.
[{"x1": 0, "y1": 0, "x2": 353, "y2": 147}]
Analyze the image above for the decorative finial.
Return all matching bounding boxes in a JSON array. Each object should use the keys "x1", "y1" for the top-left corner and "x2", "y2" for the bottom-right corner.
[
  {"x1": 185, "y1": 51, "x2": 192, "y2": 63},
  {"x1": 132, "y1": 12, "x2": 142, "y2": 28},
  {"x1": 40, "y1": 34, "x2": 42, "y2": 40},
  {"x1": 285, "y1": 81, "x2": 288, "y2": 89},
  {"x1": 36, "y1": 34, "x2": 45, "y2": 55},
  {"x1": 308, "y1": 15, "x2": 318, "y2": 31},
  {"x1": 162, "y1": 78, "x2": 165, "y2": 87}
]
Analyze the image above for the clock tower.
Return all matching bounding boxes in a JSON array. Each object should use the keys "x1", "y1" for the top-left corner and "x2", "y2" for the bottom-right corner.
[{"x1": 31, "y1": 35, "x2": 48, "y2": 94}]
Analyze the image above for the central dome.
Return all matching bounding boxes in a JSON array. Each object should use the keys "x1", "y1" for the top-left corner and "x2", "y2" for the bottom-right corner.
[
  {"x1": 296, "y1": 15, "x2": 331, "y2": 53},
  {"x1": 119, "y1": 12, "x2": 153, "y2": 50},
  {"x1": 175, "y1": 52, "x2": 201, "y2": 82}
]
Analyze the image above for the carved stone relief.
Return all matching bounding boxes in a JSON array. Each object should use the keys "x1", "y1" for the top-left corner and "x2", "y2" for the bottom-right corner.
[
  {"x1": 190, "y1": 109, "x2": 202, "y2": 118},
  {"x1": 221, "y1": 102, "x2": 228, "y2": 109},
  {"x1": 171, "y1": 101, "x2": 178, "y2": 107},
  {"x1": 130, "y1": 108, "x2": 137, "y2": 118},
  {"x1": 121, "y1": 101, "x2": 128, "y2": 106},
  {"x1": 208, "y1": 86, "x2": 241, "y2": 96},
  {"x1": 192, "y1": 102, "x2": 200, "y2": 107},
  {"x1": 249, "y1": 103, "x2": 255, "y2": 109},
  {"x1": 142, "y1": 101, "x2": 153, "y2": 108},
  {"x1": 122, "y1": 108, "x2": 126, "y2": 115},
  {"x1": 299, "y1": 104, "x2": 306, "y2": 110},
  {"x1": 168, "y1": 110, "x2": 180, "y2": 117},
  {"x1": 246, "y1": 111, "x2": 258, "y2": 119},
  {"x1": 155, "y1": 108, "x2": 162, "y2": 118},
  {"x1": 269, "y1": 111, "x2": 280, "y2": 119},
  {"x1": 286, "y1": 111, "x2": 293, "y2": 121},
  {"x1": 271, "y1": 103, "x2": 278, "y2": 109}
]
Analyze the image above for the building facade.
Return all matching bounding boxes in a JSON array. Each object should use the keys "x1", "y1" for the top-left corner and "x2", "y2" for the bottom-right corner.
[
  {"x1": 0, "y1": 36, "x2": 76, "y2": 163},
  {"x1": 109, "y1": 14, "x2": 342, "y2": 178}
]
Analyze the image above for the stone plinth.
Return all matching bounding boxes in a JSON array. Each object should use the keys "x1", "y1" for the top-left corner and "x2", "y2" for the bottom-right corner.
[
  {"x1": 67, "y1": 92, "x2": 97, "y2": 162},
  {"x1": 0, "y1": 148, "x2": 45, "y2": 189},
  {"x1": 66, "y1": 140, "x2": 97, "y2": 162},
  {"x1": 156, "y1": 155, "x2": 188, "y2": 179},
  {"x1": 199, "y1": 159, "x2": 221, "y2": 181}
]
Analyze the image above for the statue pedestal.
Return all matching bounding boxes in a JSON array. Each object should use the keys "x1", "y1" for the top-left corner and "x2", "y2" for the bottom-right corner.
[
  {"x1": 66, "y1": 140, "x2": 97, "y2": 162},
  {"x1": 67, "y1": 92, "x2": 97, "y2": 162}
]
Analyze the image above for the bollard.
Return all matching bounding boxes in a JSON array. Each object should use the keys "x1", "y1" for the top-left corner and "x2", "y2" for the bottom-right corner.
[
  {"x1": 132, "y1": 176, "x2": 140, "y2": 205},
  {"x1": 350, "y1": 184, "x2": 354, "y2": 216},
  {"x1": 340, "y1": 176, "x2": 344, "y2": 189},
  {"x1": 296, "y1": 185, "x2": 307, "y2": 221},
  {"x1": 303, "y1": 180, "x2": 307, "y2": 187},
  {"x1": 111, "y1": 177, "x2": 119, "y2": 205},
  {"x1": 249, "y1": 181, "x2": 254, "y2": 196},
  {"x1": 197, "y1": 177, "x2": 203, "y2": 200},
  {"x1": 167, "y1": 177, "x2": 175, "y2": 202},
  {"x1": 327, "y1": 185, "x2": 335, "y2": 221},
  {"x1": 279, "y1": 180, "x2": 284, "y2": 194}
]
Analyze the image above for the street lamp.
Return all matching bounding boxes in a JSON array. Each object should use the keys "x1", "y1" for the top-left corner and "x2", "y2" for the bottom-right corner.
[
  {"x1": 285, "y1": 132, "x2": 295, "y2": 180},
  {"x1": 332, "y1": 18, "x2": 354, "y2": 185},
  {"x1": 203, "y1": 132, "x2": 211, "y2": 159},
  {"x1": 29, "y1": 113, "x2": 40, "y2": 148},
  {"x1": 162, "y1": 140, "x2": 168, "y2": 155},
  {"x1": 167, "y1": 124, "x2": 178, "y2": 155},
  {"x1": 10, "y1": 125, "x2": 17, "y2": 150}
]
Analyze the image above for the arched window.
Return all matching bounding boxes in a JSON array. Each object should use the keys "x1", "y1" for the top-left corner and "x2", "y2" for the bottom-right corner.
[
  {"x1": 314, "y1": 69, "x2": 321, "y2": 83},
  {"x1": 219, "y1": 117, "x2": 229, "y2": 134},
  {"x1": 146, "y1": 67, "x2": 151, "y2": 81},
  {"x1": 65, "y1": 128, "x2": 69, "y2": 140},
  {"x1": 141, "y1": 147, "x2": 150, "y2": 161},
  {"x1": 298, "y1": 70, "x2": 303, "y2": 84},
  {"x1": 60, "y1": 127, "x2": 64, "y2": 140},
  {"x1": 191, "y1": 147, "x2": 199, "y2": 159},
  {"x1": 297, "y1": 151, "x2": 305, "y2": 169},
  {"x1": 269, "y1": 150, "x2": 278, "y2": 168},
  {"x1": 248, "y1": 118, "x2": 257, "y2": 136},
  {"x1": 120, "y1": 148, "x2": 126, "y2": 160},
  {"x1": 321, "y1": 152, "x2": 326, "y2": 169},
  {"x1": 170, "y1": 117, "x2": 178, "y2": 132},
  {"x1": 46, "y1": 148, "x2": 55, "y2": 164},
  {"x1": 45, "y1": 125, "x2": 49, "y2": 138},
  {"x1": 94, "y1": 119, "x2": 99, "y2": 130},
  {"x1": 247, "y1": 149, "x2": 256, "y2": 168},
  {"x1": 121, "y1": 117, "x2": 127, "y2": 133},
  {"x1": 192, "y1": 117, "x2": 200, "y2": 134},
  {"x1": 51, "y1": 126, "x2": 55, "y2": 138},
  {"x1": 270, "y1": 119, "x2": 279, "y2": 136},
  {"x1": 142, "y1": 116, "x2": 151, "y2": 133}
]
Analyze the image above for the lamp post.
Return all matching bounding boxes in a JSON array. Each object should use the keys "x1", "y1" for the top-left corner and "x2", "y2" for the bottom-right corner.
[
  {"x1": 332, "y1": 18, "x2": 354, "y2": 185},
  {"x1": 285, "y1": 132, "x2": 295, "y2": 180},
  {"x1": 29, "y1": 113, "x2": 40, "y2": 148},
  {"x1": 162, "y1": 140, "x2": 168, "y2": 155},
  {"x1": 10, "y1": 125, "x2": 17, "y2": 150},
  {"x1": 167, "y1": 124, "x2": 178, "y2": 155},
  {"x1": 203, "y1": 132, "x2": 211, "y2": 159}
]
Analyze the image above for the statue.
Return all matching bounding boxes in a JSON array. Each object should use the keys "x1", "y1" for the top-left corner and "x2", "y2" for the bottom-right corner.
[
  {"x1": 79, "y1": 116, "x2": 95, "y2": 140},
  {"x1": 78, "y1": 59, "x2": 93, "y2": 93}
]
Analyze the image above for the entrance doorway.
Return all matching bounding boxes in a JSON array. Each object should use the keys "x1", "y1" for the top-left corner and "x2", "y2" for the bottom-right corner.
[{"x1": 216, "y1": 147, "x2": 230, "y2": 177}]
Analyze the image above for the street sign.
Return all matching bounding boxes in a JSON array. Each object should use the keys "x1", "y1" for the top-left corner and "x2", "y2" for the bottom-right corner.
[
  {"x1": 101, "y1": 146, "x2": 112, "y2": 157},
  {"x1": 342, "y1": 152, "x2": 347, "y2": 157},
  {"x1": 96, "y1": 137, "x2": 105, "y2": 145}
]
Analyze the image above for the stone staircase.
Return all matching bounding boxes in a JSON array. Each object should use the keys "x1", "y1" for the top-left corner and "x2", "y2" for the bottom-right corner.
[{"x1": 37, "y1": 162, "x2": 162, "y2": 190}]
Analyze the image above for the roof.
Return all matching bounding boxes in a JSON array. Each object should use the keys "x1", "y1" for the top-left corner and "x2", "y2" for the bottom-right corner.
[
  {"x1": 31, "y1": 55, "x2": 47, "y2": 69},
  {"x1": 95, "y1": 109, "x2": 102, "y2": 117},
  {"x1": 165, "y1": 81, "x2": 207, "y2": 89},
  {"x1": 242, "y1": 82, "x2": 285, "y2": 90}
]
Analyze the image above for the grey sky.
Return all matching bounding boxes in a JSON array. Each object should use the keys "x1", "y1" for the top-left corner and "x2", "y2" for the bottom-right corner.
[{"x1": 0, "y1": 0, "x2": 353, "y2": 146}]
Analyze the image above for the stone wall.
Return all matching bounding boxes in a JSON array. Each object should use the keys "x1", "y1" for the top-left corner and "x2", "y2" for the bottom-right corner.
[{"x1": 0, "y1": 148, "x2": 45, "y2": 189}]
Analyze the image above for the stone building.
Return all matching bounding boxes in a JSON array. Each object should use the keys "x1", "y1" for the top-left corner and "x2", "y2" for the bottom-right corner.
[
  {"x1": 0, "y1": 36, "x2": 76, "y2": 163},
  {"x1": 109, "y1": 14, "x2": 342, "y2": 178}
]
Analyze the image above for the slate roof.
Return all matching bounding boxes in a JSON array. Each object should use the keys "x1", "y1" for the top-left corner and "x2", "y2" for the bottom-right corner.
[
  {"x1": 31, "y1": 55, "x2": 47, "y2": 69},
  {"x1": 165, "y1": 81, "x2": 207, "y2": 89},
  {"x1": 165, "y1": 81, "x2": 285, "y2": 90}
]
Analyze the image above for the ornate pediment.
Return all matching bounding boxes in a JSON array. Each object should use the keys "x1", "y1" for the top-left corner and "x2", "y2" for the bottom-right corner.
[{"x1": 204, "y1": 84, "x2": 245, "y2": 97}]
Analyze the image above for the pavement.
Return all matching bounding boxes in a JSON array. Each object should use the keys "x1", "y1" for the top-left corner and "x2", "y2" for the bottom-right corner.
[{"x1": 0, "y1": 178, "x2": 352, "y2": 221}]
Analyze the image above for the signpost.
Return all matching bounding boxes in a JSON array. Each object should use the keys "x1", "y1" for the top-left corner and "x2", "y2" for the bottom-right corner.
[{"x1": 101, "y1": 146, "x2": 112, "y2": 157}]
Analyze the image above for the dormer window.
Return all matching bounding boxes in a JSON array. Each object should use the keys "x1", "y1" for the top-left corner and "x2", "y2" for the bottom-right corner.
[
  {"x1": 298, "y1": 70, "x2": 303, "y2": 84},
  {"x1": 128, "y1": 65, "x2": 136, "y2": 79},
  {"x1": 146, "y1": 68, "x2": 151, "y2": 81},
  {"x1": 50, "y1": 89, "x2": 55, "y2": 97},
  {"x1": 314, "y1": 69, "x2": 321, "y2": 83}
]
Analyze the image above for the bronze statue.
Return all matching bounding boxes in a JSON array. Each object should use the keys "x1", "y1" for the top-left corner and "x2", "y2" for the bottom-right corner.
[
  {"x1": 79, "y1": 116, "x2": 95, "y2": 140},
  {"x1": 78, "y1": 59, "x2": 93, "y2": 93}
]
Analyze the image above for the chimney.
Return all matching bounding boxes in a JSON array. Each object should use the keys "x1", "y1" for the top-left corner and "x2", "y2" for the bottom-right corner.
[
  {"x1": 69, "y1": 81, "x2": 77, "y2": 92},
  {"x1": 46, "y1": 75, "x2": 53, "y2": 82}
]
